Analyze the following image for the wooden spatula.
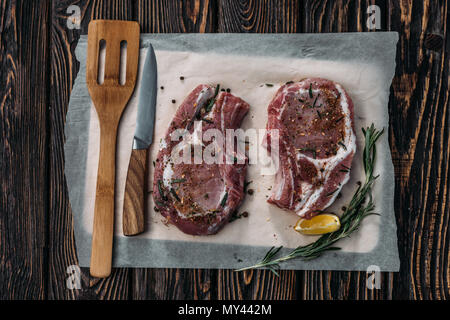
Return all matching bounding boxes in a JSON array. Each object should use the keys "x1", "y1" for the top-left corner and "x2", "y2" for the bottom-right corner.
[{"x1": 86, "y1": 20, "x2": 140, "y2": 278}]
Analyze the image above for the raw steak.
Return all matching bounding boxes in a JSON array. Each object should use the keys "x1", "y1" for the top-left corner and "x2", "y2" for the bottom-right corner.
[
  {"x1": 264, "y1": 78, "x2": 356, "y2": 218},
  {"x1": 153, "y1": 84, "x2": 250, "y2": 235}
]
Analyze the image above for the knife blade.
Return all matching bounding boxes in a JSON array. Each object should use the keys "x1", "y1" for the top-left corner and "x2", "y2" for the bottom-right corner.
[{"x1": 123, "y1": 44, "x2": 157, "y2": 236}]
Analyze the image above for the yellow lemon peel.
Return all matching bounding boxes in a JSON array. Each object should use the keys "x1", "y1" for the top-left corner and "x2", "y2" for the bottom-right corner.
[{"x1": 294, "y1": 213, "x2": 341, "y2": 235}]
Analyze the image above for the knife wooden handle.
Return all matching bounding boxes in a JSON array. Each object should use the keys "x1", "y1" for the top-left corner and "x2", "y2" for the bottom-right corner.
[{"x1": 123, "y1": 148, "x2": 148, "y2": 236}]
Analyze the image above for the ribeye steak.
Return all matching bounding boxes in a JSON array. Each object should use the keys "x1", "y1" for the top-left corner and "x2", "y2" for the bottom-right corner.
[
  {"x1": 265, "y1": 78, "x2": 356, "y2": 218},
  {"x1": 153, "y1": 84, "x2": 250, "y2": 235}
]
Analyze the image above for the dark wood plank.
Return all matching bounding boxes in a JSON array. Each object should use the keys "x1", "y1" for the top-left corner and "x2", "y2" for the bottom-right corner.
[
  {"x1": 303, "y1": 0, "x2": 387, "y2": 33},
  {"x1": 217, "y1": 269, "x2": 297, "y2": 300},
  {"x1": 216, "y1": 0, "x2": 300, "y2": 300},
  {"x1": 301, "y1": 271, "x2": 395, "y2": 300},
  {"x1": 131, "y1": 0, "x2": 217, "y2": 300},
  {"x1": 132, "y1": 268, "x2": 213, "y2": 300},
  {"x1": 48, "y1": 0, "x2": 133, "y2": 299},
  {"x1": 218, "y1": 0, "x2": 300, "y2": 32},
  {"x1": 299, "y1": 0, "x2": 394, "y2": 300},
  {"x1": 0, "y1": 0, "x2": 50, "y2": 299},
  {"x1": 387, "y1": 0, "x2": 449, "y2": 300},
  {"x1": 136, "y1": 0, "x2": 216, "y2": 33}
]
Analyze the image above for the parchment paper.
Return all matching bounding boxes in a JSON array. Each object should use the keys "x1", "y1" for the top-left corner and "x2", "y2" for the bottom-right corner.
[{"x1": 65, "y1": 33, "x2": 400, "y2": 271}]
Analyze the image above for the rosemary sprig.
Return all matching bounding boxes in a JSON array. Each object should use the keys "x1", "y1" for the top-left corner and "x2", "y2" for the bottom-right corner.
[
  {"x1": 325, "y1": 188, "x2": 339, "y2": 197},
  {"x1": 235, "y1": 124, "x2": 384, "y2": 275}
]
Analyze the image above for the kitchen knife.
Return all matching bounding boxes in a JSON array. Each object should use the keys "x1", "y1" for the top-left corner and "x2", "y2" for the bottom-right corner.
[{"x1": 122, "y1": 44, "x2": 157, "y2": 236}]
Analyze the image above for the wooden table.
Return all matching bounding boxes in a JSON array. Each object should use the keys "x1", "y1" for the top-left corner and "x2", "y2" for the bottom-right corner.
[{"x1": 0, "y1": 0, "x2": 448, "y2": 300}]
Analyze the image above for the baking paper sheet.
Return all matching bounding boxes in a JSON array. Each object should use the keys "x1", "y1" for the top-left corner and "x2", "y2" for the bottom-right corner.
[{"x1": 65, "y1": 33, "x2": 400, "y2": 271}]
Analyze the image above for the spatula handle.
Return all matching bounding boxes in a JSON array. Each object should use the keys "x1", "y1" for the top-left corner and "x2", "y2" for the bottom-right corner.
[{"x1": 90, "y1": 123, "x2": 118, "y2": 278}]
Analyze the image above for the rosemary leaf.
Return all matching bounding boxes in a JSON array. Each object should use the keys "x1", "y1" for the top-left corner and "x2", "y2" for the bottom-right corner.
[
  {"x1": 335, "y1": 116, "x2": 344, "y2": 123},
  {"x1": 338, "y1": 141, "x2": 347, "y2": 150},
  {"x1": 155, "y1": 200, "x2": 166, "y2": 207},
  {"x1": 203, "y1": 84, "x2": 221, "y2": 114},
  {"x1": 157, "y1": 180, "x2": 167, "y2": 201},
  {"x1": 170, "y1": 188, "x2": 180, "y2": 202},
  {"x1": 204, "y1": 99, "x2": 215, "y2": 113},
  {"x1": 317, "y1": 110, "x2": 322, "y2": 119},
  {"x1": 201, "y1": 118, "x2": 213, "y2": 124},
  {"x1": 214, "y1": 83, "x2": 220, "y2": 96},
  {"x1": 220, "y1": 192, "x2": 228, "y2": 207},
  {"x1": 326, "y1": 188, "x2": 339, "y2": 197}
]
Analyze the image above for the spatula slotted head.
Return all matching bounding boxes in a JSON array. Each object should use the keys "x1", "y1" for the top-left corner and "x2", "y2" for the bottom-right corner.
[{"x1": 86, "y1": 20, "x2": 140, "y2": 123}]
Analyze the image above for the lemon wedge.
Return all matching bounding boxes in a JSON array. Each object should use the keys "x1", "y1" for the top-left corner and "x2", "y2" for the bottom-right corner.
[{"x1": 294, "y1": 213, "x2": 341, "y2": 235}]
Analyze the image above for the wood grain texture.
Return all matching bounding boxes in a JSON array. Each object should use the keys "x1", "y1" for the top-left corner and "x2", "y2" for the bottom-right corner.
[
  {"x1": 0, "y1": 0, "x2": 448, "y2": 300},
  {"x1": 0, "y1": 0, "x2": 50, "y2": 299},
  {"x1": 132, "y1": 269, "x2": 213, "y2": 300},
  {"x1": 48, "y1": 0, "x2": 134, "y2": 298},
  {"x1": 123, "y1": 148, "x2": 147, "y2": 236},
  {"x1": 135, "y1": 0, "x2": 216, "y2": 33},
  {"x1": 387, "y1": 0, "x2": 449, "y2": 300},
  {"x1": 218, "y1": 0, "x2": 300, "y2": 32},
  {"x1": 217, "y1": 269, "x2": 298, "y2": 300},
  {"x1": 302, "y1": 0, "x2": 386, "y2": 33},
  {"x1": 48, "y1": 0, "x2": 83, "y2": 300}
]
